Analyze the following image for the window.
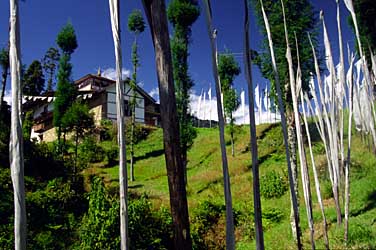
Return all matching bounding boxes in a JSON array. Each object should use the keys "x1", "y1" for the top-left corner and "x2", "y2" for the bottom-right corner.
[{"x1": 124, "y1": 100, "x2": 132, "y2": 117}]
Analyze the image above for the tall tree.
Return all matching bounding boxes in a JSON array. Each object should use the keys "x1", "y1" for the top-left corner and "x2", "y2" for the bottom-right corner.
[
  {"x1": 218, "y1": 53, "x2": 241, "y2": 157},
  {"x1": 61, "y1": 102, "x2": 94, "y2": 173},
  {"x1": 0, "y1": 47, "x2": 9, "y2": 112},
  {"x1": 128, "y1": 9, "x2": 145, "y2": 182},
  {"x1": 9, "y1": 0, "x2": 26, "y2": 249},
  {"x1": 53, "y1": 22, "x2": 78, "y2": 149},
  {"x1": 243, "y1": 0, "x2": 264, "y2": 248},
  {"x1": 42, "y1": 47, "x2": 60, "y2": 92},
  {"x1": 167, "y1": 0, "x2": 199, "y2": 184},
  {"x1": 22, "y1": 60, "x2": 45, "y2": 96},
  {"x1": 252, "y1": 0, "x2": 318, "y2": 240},
  {"x1": 203, "y1": 0, "x2": 235, "y2": 248},
  {"x1": 108, "y1": 0, "x2": 128, "y2": 249},
  {"x1": 142, "y1": 0, "x2": 192, "y2": 248}
]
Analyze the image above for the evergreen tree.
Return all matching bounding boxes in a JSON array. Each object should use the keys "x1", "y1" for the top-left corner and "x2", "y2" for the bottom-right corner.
[
  {"x1": 167, "y1": 0, "x2": 199, "y2": 183},
  {"x1": 218, "y1": 53, "x2": 241, "y2": 157},
  {"x1": 53, "y1": 22, "x2": 78, "y2": 149},
  {"x1": 42, "y1": 47, "x2": 60, "y2": 92},
  {"x1": 0, "y1": 47, "x2": 9, "y2": 112},
  {"x1": 22, "y1": 60, "x2": 45, "y2": 96},
  {"x1": 128, "y1": 9, "x2": 145, "y2": 182}
]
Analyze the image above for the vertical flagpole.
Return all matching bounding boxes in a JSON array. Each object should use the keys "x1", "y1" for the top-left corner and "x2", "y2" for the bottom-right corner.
[
  {"x1": 108, "y1": 1, "x2": 128, "y2": 249},
  {"x1": 244, "y1": 0, "x2": 264, "y2": 247},
  {"x1": 259, "y1": 0, "x2": 302, "y2": 248},
  {"x1": 203, "y1": 1, "x2": 235, "y2": 248},
  {"x1": 9, "y1": 0, "x2": 26, "y2": 249}
]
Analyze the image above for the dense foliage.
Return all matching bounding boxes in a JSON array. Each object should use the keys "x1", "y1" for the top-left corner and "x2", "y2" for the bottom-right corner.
[
  {"x1": 42, "y1": 47, "x2": 60, "y2": 92},
  {"x1": 251, "y1": 0, "x2": 319, "y2": 107},
  {"x1": 22, "y1": 60, "x2": 45, "y2": 96},
  {"x1": 167, "y1": 0, "x2": 199, "y2": 174}
]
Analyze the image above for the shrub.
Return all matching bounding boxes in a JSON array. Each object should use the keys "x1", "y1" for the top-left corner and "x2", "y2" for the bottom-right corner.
[
  {"x1": 262, "y1": 207, "x2": 284, "y2": 229},
  {"x1": 260, "y1": 170, "x2": 288, "y2": 199},
  {"x1": 322, "y1": 180, "x2": 333, "y2": 199},
  {"x1": 77, "y1": 136, "x2": 105, "y2": 168},
  {"x1": 106, "y1": 147, "x2": 118, "y2": 166},
  {"x1": 126, "y1": 121, "x2": 151, "y2": 144},
  {"x1": 191, "y1": 200, "x2": 241, "y2": 250},
  {"x1": 78, "y1": 178, "x2": 173, "y2": 250}
]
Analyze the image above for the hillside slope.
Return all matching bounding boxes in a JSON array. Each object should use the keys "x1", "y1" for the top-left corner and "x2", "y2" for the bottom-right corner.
[{"x1": 89, "y1": 123, "x2": 376, "y2": 249}]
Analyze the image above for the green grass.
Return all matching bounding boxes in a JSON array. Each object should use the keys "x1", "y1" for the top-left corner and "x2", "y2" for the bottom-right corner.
[{"x1": 86, "y1": 122, "x2": 376, "y2": 249}]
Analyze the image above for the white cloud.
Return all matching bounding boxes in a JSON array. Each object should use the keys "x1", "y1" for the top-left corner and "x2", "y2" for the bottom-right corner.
[
  {"x1": 148, "y1": 87, "x2": 159, "y2": 103},
  {"x1": 102, "y1": 67, "x2": 130, "y2": 80},
  {"x1": 189, "y1": 89, "x2": 280, "y2": 125},
  {"x1": 4, "y1": 90, "x2": 11, "y2": 106}
]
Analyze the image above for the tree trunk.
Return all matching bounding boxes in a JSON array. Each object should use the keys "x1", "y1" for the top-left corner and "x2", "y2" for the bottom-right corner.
[
  {"x1": 243, "y1": 0, "x2": 264, "y2": 248},
  {"x1": 130, "y1": 97, "x2": 135, "y2": 182},
  {"x1": 203, "y1": 1, "x2": 235, "y2": 248},
  {"x1": 9, "y1": 0, "x2": 26, "y2": 249},
  {"x1": 108, "y1": 1, "x2": 128, "y2": 249},
  {"x1": 142, "y1": 1, "x2": 192, "y2": 249},
  {"x1": 259, "y1": 1, "x2": 302, "y2": 248}
]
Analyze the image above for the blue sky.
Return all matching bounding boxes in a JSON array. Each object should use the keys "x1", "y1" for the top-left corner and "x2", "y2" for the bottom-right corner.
[{"x1": 0, "y1": 0, "x2": 355, "y2": 105}]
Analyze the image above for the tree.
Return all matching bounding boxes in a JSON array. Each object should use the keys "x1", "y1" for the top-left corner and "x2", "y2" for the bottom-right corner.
[
  {"x1": 22, "y1": 60, "x2": 45, "y2": 96},
  {"x1": 61, "y1": 102, "x2": 94, "y2": 172},
  {"x1": 9, "y1": 0, "x2": 27, "y2": 249},
  {"x1": 167, "y1": 0, "x2": 199, "y2": 184},
  {"x1": 128, "y1": 9, "x2": 145, "y2": 182},
  {"x1": 218, "y1": 53, "x2": 241, "y2": 157},
  {"x1": 56, "y1": 22, "x2": 78, "y2": 57},
  {"x1": 22, "y1": 111, "x2": 33, "y2": 142},
  {"x1": 108, "y1": 1, "x2": 128, "y2": 249},
  {"x1": 252, "y1": 0, "x2": 318, "y2": 241},
  {"x1": 0, "y1": 47, "x2": 9, "y2": 112},
  {"x1": 142, "y1": 0, "x2": 192, "y2": 248},
  {"x1": 202, "y1": 0, "x2": 235, "y2": 248},
  {"x1": 53, "y1": 22, "x2": 78, "y2": 149},
  {"x1": 42, "y1": 47, "x2": 60, "y2": 92}
]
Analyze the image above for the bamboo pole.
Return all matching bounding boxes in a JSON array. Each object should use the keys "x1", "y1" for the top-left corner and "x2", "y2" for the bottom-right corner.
[
  {"x1": 243, "y1": 0, "x2": 264, "y2": 249},
  {"x1": 345, "y1": 52, "x2": 355, "y2": 243},
  {"x1": 9, "y1": 0, "x2": 26, "y2": 249},
  {"x1": 301, "y1": 90, "x2": 330, "y2": 250},
  {"x1": 108, "y1": 1, "x2": 128, "y2": 249},
  {"x1": 203, "y1": 1, "x2": 235, "y2": 248},
  {"x1": 260, "y1": 0, "x2": 302, "y2": 248}
]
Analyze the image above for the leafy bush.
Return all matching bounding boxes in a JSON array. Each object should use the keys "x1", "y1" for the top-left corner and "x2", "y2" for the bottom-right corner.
[
  {"x1": 262, "y1": 207, "x2": 284, "y2": 229},
  {"x1": 321, "y1": 180, "x2": 333, "y2": 199},
  {"x1": 106, "y1": 146, "x2": 118, "y2": 166},
  {"x1": 126, "y1": 121, "x2": 151, "y2": 144},
  {"x1": 78, "y1": 136, "x2": 105, "y2": 168},
  {"x1": 78, "y1": 177, "x2": 173, "y2": 250},
  {"x1": 191, "y1": 200, "x2": 241, "y2": 250},
  {"x1": 260, "y1": 170, "x2": 288, "y2": 199}
]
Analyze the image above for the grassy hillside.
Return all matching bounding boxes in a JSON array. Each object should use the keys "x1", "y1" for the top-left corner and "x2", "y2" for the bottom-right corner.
[{"x1": 86, "y1": 123, "x2": 376, "y2": 249}]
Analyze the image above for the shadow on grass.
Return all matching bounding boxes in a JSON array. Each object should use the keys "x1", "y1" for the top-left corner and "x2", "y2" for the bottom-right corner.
[
  {"x1": 134, "y1": 149, "x2": 165, "y2": 162},
  {"x1": 129, "y1": 184, "x2": 144, "y2": 189},
  {"x1": 350, "y1": 190, "x2": 376, "y2": 217}
]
